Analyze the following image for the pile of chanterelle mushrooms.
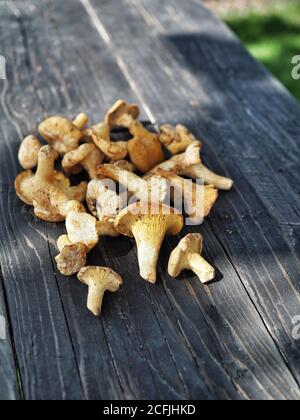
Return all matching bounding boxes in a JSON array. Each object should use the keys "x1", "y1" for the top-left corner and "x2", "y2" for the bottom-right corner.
[{"x1": 15, "y1": 100, "x2": 233, "y2": 316}]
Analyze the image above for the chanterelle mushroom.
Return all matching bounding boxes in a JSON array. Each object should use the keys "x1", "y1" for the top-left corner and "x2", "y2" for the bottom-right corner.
[
  {"x1": 97, "y1": 163, "x2": 169, "y2": 204},
  {"x1": 91, "y1": 123, "x2": 128, "y2": 161},
  {"x1": 38, "y1": 113, "x2": 87, "y2": 155},
  {"x1": 18, "y1": 135, "x2": 44, "y2": 170},
  {"x1": 114, "y1": 202, "x2": 184, "y2": 283},
  {"x1": 155, "y1": 169, "x2": 218, "y2": 225},
  {"x1": 180, "y1": 162, "x2": 234, "y2": 191},
  {"x1": 168, "y1": 233, "x2": 215, "y2": 284},
  {"x1": 15, "y1": 145, "x2": 86, "y2": 222},
  {"x1": 55, "y1": 235, "x2": 87, "y2": 276},
  {"x1": 148, "y1": 141, "x2": 201, "y2": 175},
  {"x1": 87, "y1": 179, "x2": 128, "y2": 237},
  {"x1": 159, "y1": 124, "x2": 202, "y2": 155},
  {"x1": 66, "y1": 211, "x2": 100, "y2": 251},
  {"x1": 62, "y1": 143, "x2": 104, "y2": 178},
  {"x1": 77, "y1": 266, "x2": 123, "y2": 316},
  {"x1": 104, "y1": 99, "x2": 164, "y2": 172}
]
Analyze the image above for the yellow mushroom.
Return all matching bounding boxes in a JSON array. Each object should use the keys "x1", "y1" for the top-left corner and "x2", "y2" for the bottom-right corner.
[
  {"x1": 55, "y1": 235, "x2": 87, "y2": 276},
  {"x1": 168, "y1": 233, "x2": 215, "y2": 284},
  {"x1": 15, "y1": 145, "x2": 86, "y2": 222},
  {"x1": 77, "y1": 266, "x2": 123, "y2": 316},
  {"x1": 114, "y1": 202, "x2": 184, "y2": 283},
  {"x1": 180, "y1": 163, "x2": 234, "y2": 191},
  {"x1": 97, "y1": 163, "x2": 168, "y2": 204},
  {"x1": 155, "y1": 169, "x2": 218, "y2": 225},
  {"x1": 62, "y1": 143, "x2": 104, "y2": 178},
  {"x1": 159, "y1": 124, "x2": 202, "y2": 155},
  {"x1": 18, "y1": 135, "x2": 44, "y2": 170},
  {"x1": 38, "y1": 113, "x2": 88, "y2": 155}
]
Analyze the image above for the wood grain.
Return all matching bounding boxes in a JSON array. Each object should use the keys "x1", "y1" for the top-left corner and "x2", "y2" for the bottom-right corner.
[{"x1": 0, "y1": 0, "x2": 300, "y2": 400}]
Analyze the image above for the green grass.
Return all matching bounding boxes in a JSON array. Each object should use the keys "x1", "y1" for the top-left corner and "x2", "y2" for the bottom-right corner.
[{"x1": 224, "y1": 2, "x2": 300, "y2": 101}]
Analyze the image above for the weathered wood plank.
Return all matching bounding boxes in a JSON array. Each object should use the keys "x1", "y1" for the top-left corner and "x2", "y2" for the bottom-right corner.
[
  {"x1": 0, "y1": 271, "x2": 20, "y2": 400},
  {"x1": 1, "y1": 0, "x2": 300, "y2": 400},
  {"x1": 85, "y1": 0, "x2": 300, "y2": 398},
  {"x1": 0, "y1": 2, "x2": 85, "y2": 400}
]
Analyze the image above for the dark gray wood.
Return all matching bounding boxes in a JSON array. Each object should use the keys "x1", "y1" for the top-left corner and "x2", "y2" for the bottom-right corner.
[
  {"x1": 1, "y1": 0, "x2": 300, "y2": 400},
  {"x1": 0, "y1": 271, "x2": 20, "y2": 400}
]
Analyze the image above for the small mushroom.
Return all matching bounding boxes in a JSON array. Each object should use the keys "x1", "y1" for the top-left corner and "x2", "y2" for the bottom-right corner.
[
  {"x1": 18, "y1": 135, "x2": 43, "y2": 170},
  {"x1": 38, "y1": 114, "x2": 87, "y2": 155},
  {"x1": 55, "y1": 235, "x2": 87, "y2": 276},
  {"x1": 91, "y1": 123, "x2": 128, "y2": 161},
  {"x1": 97, "y1": 163, "x2": 168, "y2": 204},
  {"x1": 155, "y1": 169, "x2": 218, "y2": 225},
  {"x1": 77, "y1": 266, "x2": 123, "y2": 316},
  {"x1": 180, "y1": 163, "x2": 234, "y2": 191},
  {"x1": 104, "y1": 99, "x2": 140, "y2": 128},
  {"x1": 62, "y1": 143, "x2": 104, "y2": 178},
  {"x1": 15, "y1": 145, "x2": 86, "y2": 222},
  {"x1": 73, "y1": 113, "x2": 89, "y2": 129},
  {"x1": 86, "y1": 179, "x2": 127, "y2": 237},
  {"x1": 148, "y1": 141, "x2": 201, "y2": 175},
  {"x1": 114, "y1": 202, "x2": 184, "y2": 283},
  {"x1": 127, "y1": 121, "x2": 164, "y2": 173},
  {"x1": 66, "y1": 211, "x2": 100, "y2": 251},
  {"x1": 168, "y1": 233, "x2": 215, "y2": 284},
  {"x1": 159, "y1": 124, "x2": 202, "y2": 155}
]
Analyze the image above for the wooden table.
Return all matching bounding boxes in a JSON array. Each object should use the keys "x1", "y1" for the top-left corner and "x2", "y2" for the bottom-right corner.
[{"x1": 1, "y1": 0, "x2": 300, "y2": 401}]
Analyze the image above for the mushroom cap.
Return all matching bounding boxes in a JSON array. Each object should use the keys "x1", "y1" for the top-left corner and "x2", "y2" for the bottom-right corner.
[
  {"x1": 55, "y1": 242, "x2": 87, "y2": 276},
  {"x1": 18, "y1": 135, "x2": 42, "y2": 170},
  {"x1": 172, "y1": 233, "x2": 203, "y2": 259},
  {"x1": 78, "y1": 266, "x2": 123, "y2": 292},
  {"x1": 159, "y1": 124, "x2": 202, "y2": 155},
  {"x1": 66, "y1": 211, "x2": 99, "y2": 250},
  {"x1": 62, "y1": 143, "x2": 95, "y2": 169},
  {"x1": 114, "y1": 202, "x2": 184, "y2": 238},
  {"x1": 38, "y1": 116, "x2": 83, "y2": 155},
  {"x1": 15, "y1": 170, "x2": 35, "y2": 205},
  {"x1": 105, "y1": 99, "x2": 140, "y2": 128}
]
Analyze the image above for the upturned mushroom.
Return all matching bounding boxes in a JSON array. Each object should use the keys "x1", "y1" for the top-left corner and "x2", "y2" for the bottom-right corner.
[
  {"x1": 159, "y1": 124, "x2": 202, "y2": 155},
  {"x1": 168, "y1": 233, "x2": 215, "y2": 283},
  {"x1": 86, "y1": 179, "x2": 127, "y2": 237},
  {"x1": 15, "y1": 145, "x2": 87, "y2": 222},
  {"x1": 104, "y1": 100, "x2": 164, "y2": 172},
  {"x1": 77, "y1": 266, "x2": 123, "y2": 316},
  {"x1": 114, "y1": 202, "x2": 184, "y2": 283},
  {"x1": 91, "y1": 122, "x2": 128, "y2": 161},
  {"x1": 18, "y1": 135, "x2": 44, "y2": 170},
  {"x1": 104, "y1": 99, "x2": 140, "y2": 128},
  {"x1": 155, "y1": 169, "x2": 218, "y2": 225},
  {"x1": 66, "y1": 211, "x2": 100, "y2": 251},
  {"x1": 97, "y1": 163, "x2": 169, "y2": 204},
  {"x1": 55, "y1": 235, "x2": 87, "y2": 276},
  {"x1": 38, "y1": 113, "x2": 88, "y2": 155},
  {"x1": 148, "y1": 141, "x2": 201, "y2": 175},
  {"x1": 62, "y1": 143, "x2": 104, "y2": 178},
  {"x1": 180, "y1": 162, "x2": 234, "y2": 191}
]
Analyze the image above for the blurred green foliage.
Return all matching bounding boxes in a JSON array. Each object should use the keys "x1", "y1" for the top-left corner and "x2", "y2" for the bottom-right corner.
[{"x1": 224, "y1": 2, "x2": 300, "y2": 101}]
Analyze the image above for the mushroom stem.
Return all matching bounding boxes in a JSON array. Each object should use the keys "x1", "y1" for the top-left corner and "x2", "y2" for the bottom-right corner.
[
  {"x1": 131, "y1": 219, "x2": 168, "y2": 283},
  {"x1": 182, "y1": 164, "x2": 233, "y2": 191},
  {"x1": 73, "y1": 113, "x2": 89, "y2": 129},
  {"x1": 188, "y1": 254, "x2": 215, "y2": 284},
  {"x1": 35, "y1": 146, "x2": 56, "y2": 179},
  {"x1": 86, "y1": 284, "x2": 106, "y2": 316}
]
